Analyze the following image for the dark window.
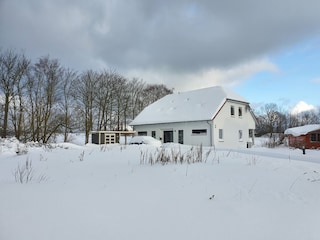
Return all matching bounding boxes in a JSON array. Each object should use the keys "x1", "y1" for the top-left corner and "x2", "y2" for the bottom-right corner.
[
  {"x1": 178, "y1": 130, "x2": 184, "y2": 144},
  {"x1": 138, "y1": 131, "x2": 147, "y2": 136},
  {"x1": 151, "y1": 131, "x2": 156, "y2": 138},
  {"x1": 192, "y1": 129, "x2": 207, "y2": 135},
  {"x1": 238, "y1": 107, "x2": 242, "y2": 117},
  {"x1": 249, "y1": 129, "x2": 254, "y2": 137},
  {"x1": 163, "y1": 131, "x2": 173, "y2": 143},
  {"x1": 310, "y1": 133, "x2": 320, "y2": 142},
  {"x1": 231, "y1": 106, "x2": 235, "y2": 116}
]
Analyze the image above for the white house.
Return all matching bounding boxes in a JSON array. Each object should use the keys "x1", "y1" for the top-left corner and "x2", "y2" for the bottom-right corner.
[{"x1": 130, "y1": 86, "x2": 256, "y2": 148}]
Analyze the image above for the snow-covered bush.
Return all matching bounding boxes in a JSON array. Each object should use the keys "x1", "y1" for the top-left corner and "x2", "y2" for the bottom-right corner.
[
  {"x1": 13, "y1": 158, "x2": 34, "y2": 184},
  {"x1": 13, "y1": 158, "x2": 48, "y2": 184},
  {"x1": 140, "y1": 144, "x2": 215, "y2": 165}
]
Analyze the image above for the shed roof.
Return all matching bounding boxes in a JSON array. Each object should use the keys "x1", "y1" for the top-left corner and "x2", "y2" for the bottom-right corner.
[
  {"x1": 284, "y1": 124, "x2": 320, "y2": 137},
  {"x1": 130, "y1": 86, "x2": 249, "y2": 126}
]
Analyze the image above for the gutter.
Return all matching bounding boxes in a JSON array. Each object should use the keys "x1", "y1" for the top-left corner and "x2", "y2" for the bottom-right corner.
[{"x1": 206, "y1": 120, "x2": 213, "y2": 146}]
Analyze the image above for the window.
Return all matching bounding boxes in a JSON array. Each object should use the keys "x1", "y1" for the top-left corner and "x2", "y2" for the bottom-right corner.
[
  {"x1": 230, "y1": 106, "x2": 235, "y2": 116},
  {"x1": 238, "y1": 107, "x2": 242, "y2": 117},
  {"x1": 151, "y1": 131, "x2": 156, "y2": 138},
  {"x1": 239, "y1": 130, "x2": 243, "y2": 141},
  {"x1": 163, "y1": 131, "x2": 173, "y2": 143},
  {"x1": 138, "y1": 131, "x2": 147, "y2": 136},
  {"x1": 192, "y1": 129, "x2": 207, "y2": 135},
  {"x1": 178, "y1": 130, "x2": 184, "y2": 144},
  {"x1": 310, "y1": 133, "x2": 320, "y2": 142},
  {"x1": 219, "y1": 129, "x2": 223, "y2": 140},
  {"x1": 249, "y1": 129, "x2": 254, "y2": 138}
]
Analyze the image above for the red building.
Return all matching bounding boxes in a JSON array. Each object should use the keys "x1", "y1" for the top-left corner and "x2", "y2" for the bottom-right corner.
[{"x1": 284, "y1": 124, "x2": 320, "y2": 149}]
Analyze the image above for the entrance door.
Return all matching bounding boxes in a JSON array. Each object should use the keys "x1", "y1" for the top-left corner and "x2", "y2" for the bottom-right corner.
[{"x1": 163, "y1": 131, "x2": 173, "y2": 143}]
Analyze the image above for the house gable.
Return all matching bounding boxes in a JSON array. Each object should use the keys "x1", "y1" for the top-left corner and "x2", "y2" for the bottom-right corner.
[{"x1": 212, "y1": 100, "x2": 256, "y2": 148}]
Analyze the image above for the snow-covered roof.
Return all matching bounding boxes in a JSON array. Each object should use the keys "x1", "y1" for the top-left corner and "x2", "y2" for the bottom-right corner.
[
  {"x1": 284, "y1": 124, "x2": 320, "y2": 137},
  {"x1": 130, "y1": 86, "x2": 249, "y2": 125}
]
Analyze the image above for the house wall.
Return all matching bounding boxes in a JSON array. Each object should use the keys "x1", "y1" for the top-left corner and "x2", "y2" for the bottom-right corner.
[
  {"x1": 132, "y1": 100, "x2": 256, "y2": 148},
  {"x1": 213, "y1": 101, "x2": 256, "y2": 148},
  {"x1": 288, "y1": 132, "x2": 320, "y2": 149},
  {"x1": 133, "y1": 121, "x2": 212, "y2": 146},
  {"x1": 288, "y1": 135, "x2": 306, "y2": 148}
]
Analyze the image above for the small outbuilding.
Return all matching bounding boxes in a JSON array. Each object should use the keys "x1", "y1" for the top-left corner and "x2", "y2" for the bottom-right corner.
[
  {"x1": 91, "y1": 131, "x2": 136, "y2": 145},
  {"x1": 284, "y1": 124, "x2": 320, "y2": 149}
]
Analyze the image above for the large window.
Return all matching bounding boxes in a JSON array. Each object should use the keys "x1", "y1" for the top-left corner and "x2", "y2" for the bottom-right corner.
[
  {"x1": 151, "y1": 131, "x2": 156, "y2": 138},
  {"x1": 178, "y1": 130, "x2": 184, "y2": 144},
  {"x1": 163, "y1": 131, "x2": 173, "y2": 143},
  {"x1": 192, "y1": 129, "x2": 207, "y2": 135}
]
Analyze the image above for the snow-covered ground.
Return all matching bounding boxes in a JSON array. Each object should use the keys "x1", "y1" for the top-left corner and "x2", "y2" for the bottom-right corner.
[{"x1": 0, "y1": 135, "x2": 319, "y2": 240}]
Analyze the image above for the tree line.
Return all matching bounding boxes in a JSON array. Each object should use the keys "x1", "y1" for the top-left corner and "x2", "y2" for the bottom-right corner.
[
  {"x1": 1, "y1": 48, "x2": 319, "y2": 145},
  {"x1": 0, "y1": 48, "x2": 173, "y2": 143},
  {"x1": 254, "y1": 103, "x2": 320, "y2": 146}
]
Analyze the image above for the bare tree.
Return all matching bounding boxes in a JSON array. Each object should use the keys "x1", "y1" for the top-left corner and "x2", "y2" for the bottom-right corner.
[
  {"x1": 113, "y1": 74, "x2": 128, "y2": 130},
  {"x1": 256, "y1": 103, "x2": 287, "y2": 147},
  {"x1": 141, "y1": 84, "x2": 173, "y2": 110},
  {"x1": 288, "y1": 108, "x2": 320, "y2": 128},
  {"x1": 299, "y1": 110, "x2": 318, "y2": 125},
  {"x1": 0, "y1": 47, "x2": 175, "y2": 143},
  {"x1": 94, "y1": 70, "x2": 117, "y2": 131},
  {"x1": 60, "y1": 69, "x2": 78, "y2": 142},
  {"x1": 0, "y1": 49, "x2": 30, "y2": 138},
  {"x1": 24, "y1": 56, "x2": 63, "y2": 143},
  {"x1": 128, "y1": 78, "x2": 145, "y2": 121},
  {"x1": 73, "y1": 70, "x2": 99, "y2": 143}
]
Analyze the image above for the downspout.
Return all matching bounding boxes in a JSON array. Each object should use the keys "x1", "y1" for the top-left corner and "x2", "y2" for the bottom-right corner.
[{"x1": 206, "y1": 121, "x2": 213, "y2": 146}]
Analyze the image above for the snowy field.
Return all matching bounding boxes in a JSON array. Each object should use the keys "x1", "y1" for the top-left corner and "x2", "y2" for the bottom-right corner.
[{"x1": 0, "y1": 135, "x2": 320, "y2": 240}]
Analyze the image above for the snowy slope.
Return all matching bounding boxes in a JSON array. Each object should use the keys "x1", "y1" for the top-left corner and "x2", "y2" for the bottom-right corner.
[{"x1": 0, "y1": 137, "x2": 320, "y2": 240}]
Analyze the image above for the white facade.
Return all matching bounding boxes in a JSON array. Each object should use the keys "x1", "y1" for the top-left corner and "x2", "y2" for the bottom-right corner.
[
  {"x1": 213, "y1": 100, "x2": 255, "y2": 148},
  {"x1": 130, "y1": 86, "x2": 256, "y2": 148},
  {"x1": 133, "y1": 120, "x2": 212, "y2": 146}
]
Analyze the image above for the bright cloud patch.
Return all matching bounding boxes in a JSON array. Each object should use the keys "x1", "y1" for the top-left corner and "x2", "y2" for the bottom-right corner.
[
  {"x1": 291, "y1": 101, "x2": 316, "y2": 114},
  {"x1": 125, "y1": 59, "x2": 278, "y2": 92},
  {"x1": 194, "y1": 59, "x2": 279, "y2": 89}
]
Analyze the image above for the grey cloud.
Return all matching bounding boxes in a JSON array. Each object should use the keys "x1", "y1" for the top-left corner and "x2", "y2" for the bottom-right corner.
[{"x1": 1, "y1": 0, "x2": 320, "y2": 72}]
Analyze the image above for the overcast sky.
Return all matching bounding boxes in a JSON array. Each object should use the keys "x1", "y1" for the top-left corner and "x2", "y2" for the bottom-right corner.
[{"x1": 1, "y1": 0, "x2": 320, "y2": 112}]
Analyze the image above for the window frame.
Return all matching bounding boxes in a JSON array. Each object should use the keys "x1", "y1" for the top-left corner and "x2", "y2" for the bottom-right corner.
[
  {"x1": 178, "y1": 130, "x2": 184, "y2": 144},
  {"x1": 310, "y1": 133, "x2": 320, "y2": 142},
  {"x1": 230, "y1": 105, "x2": 235, "y2": 117},
  {"x1": 192, "y1": 129, "x2": 207, "y2": 135},
  {"x1": 238, "y1": 107, "x2": 243, "y2": 118},
  {"x1": 138, "y1": 131, "x2": 147, "y2": 136},
  {"x1": 239, "y1": 130, "x2": 243, "y2": 141},
  {"x1": 219, "y1": 129, "x2": 223, "y2": 141}
]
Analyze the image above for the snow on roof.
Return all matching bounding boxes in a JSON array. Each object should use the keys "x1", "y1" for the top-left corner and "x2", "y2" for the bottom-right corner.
[
  {"x1": 130, "y1": 86, "x2": 249, "y2": 125},
  {"x1": 284, "y1": 124, "x2": 320, "y2": 137}
]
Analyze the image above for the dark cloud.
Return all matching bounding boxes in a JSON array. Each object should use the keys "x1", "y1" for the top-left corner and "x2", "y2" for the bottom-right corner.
[{"x1": 1, "y1": 0, "x2": 320, "y2": 73}]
